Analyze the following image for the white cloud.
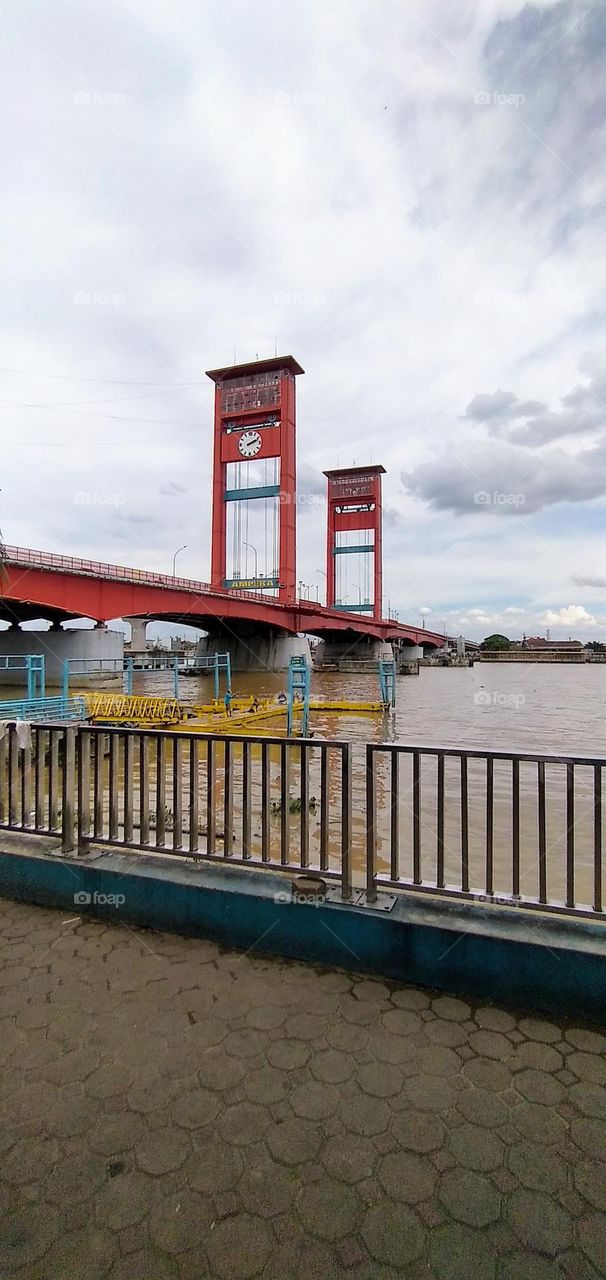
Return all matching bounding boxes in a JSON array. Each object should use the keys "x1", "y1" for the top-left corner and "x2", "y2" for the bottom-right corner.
[
  {"x1": 571, "y1": 572, "x2": 606, "y2": 589},
  {"x1": 542, "y1": 605, "x2": 600, "y2": 628},
  {"x1": 1, "y1": 0, "x2": 605, "y2": 638}
]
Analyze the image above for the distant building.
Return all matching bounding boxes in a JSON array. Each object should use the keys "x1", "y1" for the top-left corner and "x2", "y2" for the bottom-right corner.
[{"x1": 522, "y1": 636, "x2": 584, "y2": 652}]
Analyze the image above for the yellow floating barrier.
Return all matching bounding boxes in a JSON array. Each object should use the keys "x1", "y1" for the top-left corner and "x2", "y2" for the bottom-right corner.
[
  {"x1": 184, "y1": 697, "x2": 287, "y2": 734},
  {"x1": 85, "y1": 692, "x2": 182, "y2": 726},
  {"x1": 309, "y1": 699, "x2": 384, "y2": 713},
  {"x1": 84, "y1": 691, "x2": 386, "y2": 734}
]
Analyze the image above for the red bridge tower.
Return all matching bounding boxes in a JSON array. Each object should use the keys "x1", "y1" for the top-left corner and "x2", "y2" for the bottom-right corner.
[
  {"x1": 323, "y1": 465, "x2": 385, "y2": 622},
  {"x1": 206, "y1": 356, "x2": 303, "y2": 604}
]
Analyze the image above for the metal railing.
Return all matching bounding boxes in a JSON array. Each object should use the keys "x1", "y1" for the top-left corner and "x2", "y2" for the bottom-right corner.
[
  {"x1": 3, "y1": 545, "x2": 443, "y2": 640},
  {"x1": 0, "y1": 724, "x2": 353, "y2": 893},
  {"x1": 0, "y1": 696, "x2": 86, "y2": 723},
  {"x1": 0, "y1": 725, "x2": 76, "y2": 846},
  {"x1": 366, "y1": 743, "x2": 605, "y2": 917},
  {"x1": 3, "y1": 545, "x2": 288, "y2": 609},
  {"x1": 2, "y1": 727, "x2": 605, "y2": 919},
  {"x1": 0, "y1": 654, "x2": 45, "y2": 699}
]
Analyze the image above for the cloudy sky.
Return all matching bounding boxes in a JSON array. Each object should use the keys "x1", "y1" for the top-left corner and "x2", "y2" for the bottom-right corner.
[{"x1": 2, "y1": 0, "x2": 606, "y2": 640}]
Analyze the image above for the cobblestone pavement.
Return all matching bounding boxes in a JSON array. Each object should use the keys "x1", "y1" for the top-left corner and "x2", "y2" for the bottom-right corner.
[{"x1": 1, "y1": 896, "x2": 605, "y2": 1279}]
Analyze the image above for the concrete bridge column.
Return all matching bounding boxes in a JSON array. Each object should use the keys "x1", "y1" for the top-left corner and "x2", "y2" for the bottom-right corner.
[
  {"x1": 313, "y1": 637, "x2": 394, "y2": 671},
  {"x1": 0, "y1": 628, "x2": 124, "y2": 689},
  {"x1": 125, "y1": 618, "x2": 148, "y2": 651},
  {"x1": 393, "y1": 644, "x2": 423, "y2": 675},
  {"x1": 197, "y1": 633, "x2": 311, "y2": 673},
  {"x1": 400, "y1": 644, "x2": 423, "y2": 662}
]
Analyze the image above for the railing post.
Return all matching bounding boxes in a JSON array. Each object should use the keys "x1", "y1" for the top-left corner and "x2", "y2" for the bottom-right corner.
[
  {"x1": 366, "y1": 744, "x2": 377, "y2": 902},
  {"x1": 280, "y1": 742, "x2": 289, "y2": 865},
  {"x1": 62, "y1": 726, "x2": 77, "y2": 854},
  {"x1": 78, "y1": 728, "x2": 91, "y2": 849},
  {"x1": 8, "y1": 726, "x2": 19, "y2": 827},
  {"x1": 261, "y1": 742, "x2": 270, "y2": 863},
  {"x1": 0, "y1": 724, "x2": 7, "y2": 826},
  {"x1": 341, "y1": 743, "x2": 352, "y2": 900}
]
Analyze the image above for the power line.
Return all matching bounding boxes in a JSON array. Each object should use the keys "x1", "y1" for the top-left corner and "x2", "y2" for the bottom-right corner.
[
  {"x1": 0, "y1": 365, "x2": 206, "y2": 386},
  {"x1": 1, "y1": 386, "x2": 204, "y2": 409},
  {"x1": 0, "y1": 404, "x2": 201, "y2": 427}
]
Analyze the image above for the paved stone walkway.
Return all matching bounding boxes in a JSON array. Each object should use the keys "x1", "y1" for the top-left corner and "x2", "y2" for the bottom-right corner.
[{"x1": 1, "y1": 895, "x2": 605, "y2": 1279}]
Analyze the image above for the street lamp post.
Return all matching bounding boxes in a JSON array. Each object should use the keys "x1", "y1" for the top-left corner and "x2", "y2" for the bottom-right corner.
[
  {"x1": 172, "y1": 545, "x2": 187, "y2": 575},
  {"x1": 242, "y1": 540, "x2": 258, "y2": 579}
]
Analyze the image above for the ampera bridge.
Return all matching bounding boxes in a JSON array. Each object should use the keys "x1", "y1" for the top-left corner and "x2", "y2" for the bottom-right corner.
[{"x1": 0, "y1": 355, "x2": 446, "y2": 675}]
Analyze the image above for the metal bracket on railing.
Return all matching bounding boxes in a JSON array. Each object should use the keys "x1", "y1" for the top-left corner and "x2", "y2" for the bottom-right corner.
[
  {"x1": 352, "y1": 890, "x2": 397, "y2": 912},
  {"x1": 61, "y1": 727, "x2": 77, "y2": 855}
]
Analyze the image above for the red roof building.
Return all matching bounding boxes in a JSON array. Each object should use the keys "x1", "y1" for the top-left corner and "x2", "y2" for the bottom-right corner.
[{"x1": 522, "y1": 636, "x2": 584, "y2": 651}]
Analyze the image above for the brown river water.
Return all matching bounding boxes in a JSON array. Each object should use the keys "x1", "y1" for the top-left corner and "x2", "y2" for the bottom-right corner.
[
  {"x1": 131, "y1": 663, "x2": 606, "y2": 907},
  {"x1": 174, "y1": 661, "x2": 604, "y2": 755},
  {"x1": 5, "y1": 664, "x2": 606, "y2": 908}
]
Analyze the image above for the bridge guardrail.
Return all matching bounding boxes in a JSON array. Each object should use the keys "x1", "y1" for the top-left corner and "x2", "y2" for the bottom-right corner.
[
  {"x1": 0, "y1": 723, "x2": 353, "y2": 894},
  {"x1": 366, "y1": 742, "x2": 605, "y2": 918},
  {"x1": 2, "y1": 546, "x2": 444, "y2": 639},
  {"x1": 4, "y1": 727, "x2": 597, "y2": 920},
  {"x1": 3, "y1": 546, "x2": 281, "y2": 608}
]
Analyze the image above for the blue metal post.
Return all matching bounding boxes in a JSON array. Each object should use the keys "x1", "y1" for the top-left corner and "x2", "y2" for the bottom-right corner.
[
  {"x1": 25, "y1": 654, "x2": 44, "y2": 700},
  {"x1": 378, "y1": 659, "x2": 396, "y2": 708},
  {"x1": 173, "y1": 656, "x2": 179, "y2": 698},
  {"x1": 61, "y1": 659, "x2": 70, "y2": 701},
  {"x1": 214, "y1": 656, "x2": 219, "y2": 701},
  {"x1": 125, "y1": 657, "x2": 134, "y2": 696},
  {"x1": 287, "y1": 656, "x2": 311, "y2": 736}
]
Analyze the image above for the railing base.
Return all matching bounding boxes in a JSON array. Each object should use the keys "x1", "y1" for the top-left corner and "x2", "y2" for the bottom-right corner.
[
  {"x1": 351, "y1": 890, "x2": 398, "y2": 912},
  {"x1": 2, "y1": 833, "x2": 605, "y2": 1023}
]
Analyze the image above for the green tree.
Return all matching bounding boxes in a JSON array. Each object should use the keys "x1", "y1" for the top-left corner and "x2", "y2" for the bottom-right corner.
[{"x1": 481, "y1": 633, "x2": 511, "y2": 651}]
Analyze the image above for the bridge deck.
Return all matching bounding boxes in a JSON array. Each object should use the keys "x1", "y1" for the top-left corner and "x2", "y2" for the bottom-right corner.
[{"x1": 2, "y1": 546, "x2": 446, "y2": 646}]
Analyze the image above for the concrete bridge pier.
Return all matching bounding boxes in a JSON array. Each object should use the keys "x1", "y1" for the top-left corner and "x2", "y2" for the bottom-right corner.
[
  {"x1": 197, "y1": 632, "x2": 311, "y2": 674},
  {"x1": 0, "y1": 626, "x2": 124, "y2": 689},
  {"x1": 313, "y1": 637, "x2": 394, "y2": 672},
  {"x1": 395, "y1": 643, "x2": 423, "y2": 672},
  {"x1": 125, "y1": 617, "x2": 148, "y2": 652}
]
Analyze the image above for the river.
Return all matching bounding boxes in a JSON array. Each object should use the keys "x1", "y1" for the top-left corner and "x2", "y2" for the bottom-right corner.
[
  {"x1": 4, "y1": 663, "x2": 605, "y2": 908},
  {"x1": 133, "y1": 661, "x2": 603, "y2": 909},
  {"x1": 145, "y1": 661, "x2": 606, "y2": 755}
]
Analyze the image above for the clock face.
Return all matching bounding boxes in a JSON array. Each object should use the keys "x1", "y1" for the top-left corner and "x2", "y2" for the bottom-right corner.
[{"x1": 238, "y1": 429, "x2": 262, "y2": 458}]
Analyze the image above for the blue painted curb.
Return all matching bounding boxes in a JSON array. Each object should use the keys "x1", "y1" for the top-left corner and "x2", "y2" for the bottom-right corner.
[{"x1": 0, "y1": 843, "x2": 605, "y2": 1023}]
